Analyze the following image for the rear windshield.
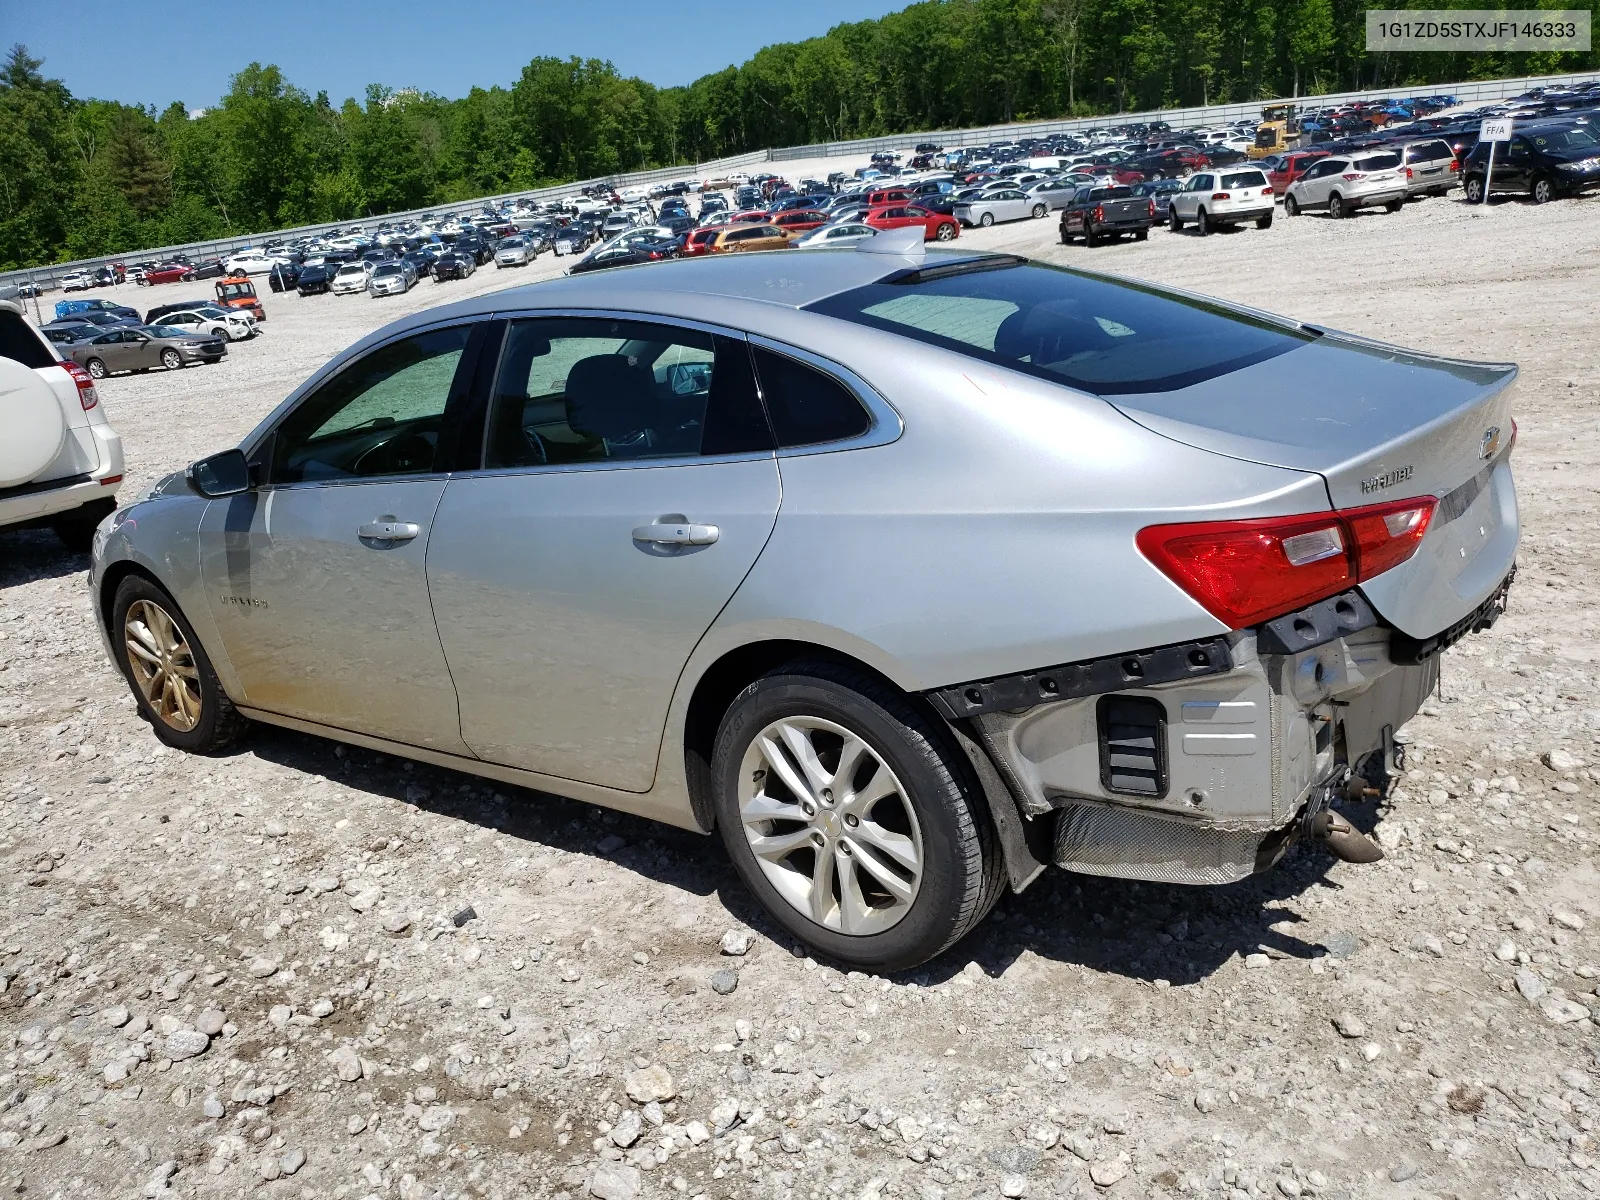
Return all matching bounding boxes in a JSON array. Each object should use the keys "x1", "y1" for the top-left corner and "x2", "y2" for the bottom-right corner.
[
  {"x1": 1221, "y1": 171, "x2": 1267, "y2": 188},
  {"x1": 1407, "y1": 141, "x2": 1453, "y2": 162},
  {"x1": 1354, "y1": 153, "x2": 1401, "y2": 170},
  {"x1": 806, "y1": 261, "x2": 1316, "y2": 396},
  {"x1": 0, "y1": 311, "x2": 56, "y2": 368}
]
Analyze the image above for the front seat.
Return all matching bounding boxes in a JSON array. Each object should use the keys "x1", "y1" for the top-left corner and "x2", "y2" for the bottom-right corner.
[{"x1": 564, "y1": 354, "x2": 657, "y2": 457}]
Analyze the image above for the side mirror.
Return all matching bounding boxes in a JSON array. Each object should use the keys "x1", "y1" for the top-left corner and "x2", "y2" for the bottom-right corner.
[{"x1": 187, "y1": 448, "x2": 251, "y2": 498}]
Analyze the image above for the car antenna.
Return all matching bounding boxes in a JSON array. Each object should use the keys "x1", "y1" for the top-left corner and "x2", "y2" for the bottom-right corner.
[{"x1": 855, "y1": 227, "x2": 925, "y2": 261}]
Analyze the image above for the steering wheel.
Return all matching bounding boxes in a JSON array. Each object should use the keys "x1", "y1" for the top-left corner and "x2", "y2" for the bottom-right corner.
[
  {"x1": 353, "y1": 431, "x2": 435, "y2": 476},
  {"x1": 520, "y1": 426, "x2": 549, "y2": 465}
]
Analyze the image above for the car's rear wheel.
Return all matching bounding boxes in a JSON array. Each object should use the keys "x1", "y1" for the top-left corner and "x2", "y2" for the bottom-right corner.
[
  {"x1": 50, "y1": 497, "x2": 115, "y2": 553},
  {"x1": 1256, "y1": 212, "x2": 1273, "y2": 229},
  {"x1": 1464, "y1": 176, "x2": 1484, "y2": 202},
  {"x1": 85, "y1": 358, "x2": 107, "y2": 379},
  {"x1": 1531, "y1": 176, "x2": 1555, "y2": 204},
  {"x1": 1196, "y1": 208, "x2": 1211, "y2": 235},
  {"x1": 160, "y1": 348, "x2": 182, "y2": 370},
  {"x1": 1328, "y1": 193, "x2": 1346, "y2": 219},
  {"x1": 712, "y1": 661, "x2": 1003, "y2": 971},
  {"x1": 1084, "y1": 222, "x2": 1099, "y2": 246},
  {"x1": 1384, "y1": 198, "x2": 1404, "y2": 212},
  {"x1": 1284, "y1": 195, "x2": 1300, "y2": 216},
  {"x1": 111, "y1": 575, "x2": 247, "y2": 754},
  {"x1": 979, "y1": 212, "x2": 994, "y2": 227}
]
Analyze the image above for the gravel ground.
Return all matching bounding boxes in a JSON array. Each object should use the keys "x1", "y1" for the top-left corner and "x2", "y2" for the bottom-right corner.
[{"x1": 3, "y1": 182, "x2": 1599, "y2": 1200}]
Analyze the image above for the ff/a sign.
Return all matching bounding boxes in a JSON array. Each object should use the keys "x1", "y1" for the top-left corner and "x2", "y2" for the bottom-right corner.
[{"x1": 1480, "y1": 117, "x2": 1514, "y2": 140}]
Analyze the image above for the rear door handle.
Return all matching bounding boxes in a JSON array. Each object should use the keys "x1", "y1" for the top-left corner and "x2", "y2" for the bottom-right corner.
[
  {"x1": 359, "y1": 521, "x2": 421, "y2": 542},
  {"x1": 632, "y1": 522, "x2": 719, "y2": 546}
]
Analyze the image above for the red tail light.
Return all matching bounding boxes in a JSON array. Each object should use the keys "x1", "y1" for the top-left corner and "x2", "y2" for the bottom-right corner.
[
  {"x1": 1211, "y1": 192, "x2": 1231, "y2": 200},
  {"x1": 1449, "y1": 159, "x2": 1461, "y2": 172},
  {"x1": 1136, "y1": 496, "x2": 1438, "y2": 629},
  {"x1": 1262, "y1": 186, "x2": 1274, "y2": 195},
  {"x1": 60, "y1": 361, "x2": 98, "y2": 410},
  {"x1": 1342, "y1": 173, "x2": 1365, "y2": 181},
  {"x1": 1092, "y1": 206, "x2": 1104, "y2": 221},
  {"x1": 1405, "y1": 167, "x2": 1414, "y2": 179},
  {"x1": 1147, "y1": 199, "x2": 1156, "y2": 217}
]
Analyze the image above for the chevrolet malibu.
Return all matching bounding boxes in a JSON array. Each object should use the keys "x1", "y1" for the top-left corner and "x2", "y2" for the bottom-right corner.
[{"x1": 89, "y1": 239, "x2": 1519, "y2": 970}]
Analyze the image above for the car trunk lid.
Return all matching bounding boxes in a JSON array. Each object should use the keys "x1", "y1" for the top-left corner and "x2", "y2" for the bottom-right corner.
[{"x1": 1107, "y1": 330, "x2": 1518, "y2": 639}]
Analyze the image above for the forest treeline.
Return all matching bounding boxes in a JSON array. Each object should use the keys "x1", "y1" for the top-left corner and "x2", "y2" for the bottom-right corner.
[{"x1": 2, "y1": 0, "x2": 1594, "y2": 268}]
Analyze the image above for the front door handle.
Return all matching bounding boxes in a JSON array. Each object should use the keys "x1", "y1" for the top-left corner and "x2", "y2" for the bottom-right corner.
[
  {"x1": 632, "y1": 522, "x2": 719, "y2": 546},
  {"x1": 359, "y1": 520, "x2": 421, "y2": 542}
]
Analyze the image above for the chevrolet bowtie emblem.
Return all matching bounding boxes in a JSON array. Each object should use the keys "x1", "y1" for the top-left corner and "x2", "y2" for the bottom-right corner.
[{"x1": 1481, "y1": 426, "x2": 1502, "y2": 459}]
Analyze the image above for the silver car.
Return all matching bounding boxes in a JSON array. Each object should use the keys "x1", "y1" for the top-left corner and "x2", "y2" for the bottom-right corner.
[
  {"x1": 954, "y1": 188, "x2": 1033, "y2": 226},
  {"x1": 89, "y1": 246, "x2": 1519, "y2": 970}
]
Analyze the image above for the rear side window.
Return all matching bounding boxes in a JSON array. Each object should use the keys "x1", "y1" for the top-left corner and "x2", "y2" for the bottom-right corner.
[
  {"x1": 751, "y1": 347, "x2": 872, "y2": 447},
  {"x1": 0, "y1": 311, "x2": 56, "y2": 368},
  {"x1": 1221, "y1": 171, "x2": 1267, "y2": 188},
  {"x1": 806, "y1": 261, "x2": 1316, "y2": 396}
]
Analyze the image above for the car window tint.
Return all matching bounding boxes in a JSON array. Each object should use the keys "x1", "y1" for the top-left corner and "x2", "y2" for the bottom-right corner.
[
  {"x1": 1221, "y1": 172, "x2": 1267, "y2": 188},
  {"x1": 0, "y1": 311, "x2": 56, "y2": 369},
  {"x1": 483, "y1": 318, "x2": 771, "y2": 469},
  {"x1": 750, "y1": 347, "x2": 872, "y2": 447},
  {"x1": 807, "y1": 262, "x2": 1315, "y2": 397},
  {"x1": 1356, "y1": 153, "x2": 1401, "y2": 170},
  {"x1": 272, "y1": 325, "x2": 472, "y2": 484}
]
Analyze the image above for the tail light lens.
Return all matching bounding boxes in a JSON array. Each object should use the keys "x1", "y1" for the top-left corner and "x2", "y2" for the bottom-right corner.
[
  {"x1": 1405, "y1": 167, "x2": 1414, "y2": 179},
  {"x1": 1147, "y1": 199, "x2": 1156, "y2": 217},
  {"x1": 1342, "y1": 173, "x2": 1366, "y2": 181},
  {"x1": 1449, "y1": 159, "x2": 1461, "y2": 172},
  {"x1": 1136, "y1": 496, "x2": 1438, "y2": 629},
  {"x1": 1092, "y1": 206, "x2": 1104, "y2": 221},
  {"x1": 1211, "y1": 192, "x2": 1231, "y2": 200},
  {"x1": 60, "y1": 361, "x2": 98, "y2": 410}
]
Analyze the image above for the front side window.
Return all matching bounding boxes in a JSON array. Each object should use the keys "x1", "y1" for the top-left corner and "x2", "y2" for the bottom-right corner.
[
  {"x1": 271, "y1": 325, "x2": 473, "y2": 484},
  {"x1": 483, "y1": 318, "x2": 771, "y2": 469},
  {"x1": 806, "y1": 261, "x2": 1315, "y2": 397}
]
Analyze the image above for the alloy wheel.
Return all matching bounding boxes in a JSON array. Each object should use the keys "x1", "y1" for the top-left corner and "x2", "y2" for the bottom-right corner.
[
  {"x1": 86, "y1": 358, "x2": 106, "y2": 378},
  {"x1": 123, "y1": 599, "x2": 202, "y2": 732},
  {"x1": 161, "y1": 348, "x2": 182, "y2": 369},
  {"x1": 738, "y1": 715, "x2": 924, "y2": 936}
]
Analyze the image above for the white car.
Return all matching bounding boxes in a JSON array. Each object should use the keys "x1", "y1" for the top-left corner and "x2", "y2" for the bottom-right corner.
[
  {"x1": 330, "y1": 264, "x2": 368, "y2": 295},
  {"x1": 1283, "y1": 151, "x2": 1407, "y2": 219},
  {"x1": 1168, "y1": 167, "x2": 1276, "y2": 234},
  {"x1": 223, "y1": 251, "x2": 285, "y2": 275},
  {"x1": 794, "y1": 222, "x2": 878, "y2": 248},
  {"x1": 151, "y1": 308, "x2": 255, "y2": 342},
  {"x1": 0, "y1": 299, "x2": 123, "y2": 549},
  {"x1": 61, "y1": 272, "x2": 91, "y2": 292}
]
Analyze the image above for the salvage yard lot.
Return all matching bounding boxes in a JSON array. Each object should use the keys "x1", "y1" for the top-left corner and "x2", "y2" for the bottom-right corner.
[{"x1": 2, "y1": 182, "x2": 1599, "y2": 1200}]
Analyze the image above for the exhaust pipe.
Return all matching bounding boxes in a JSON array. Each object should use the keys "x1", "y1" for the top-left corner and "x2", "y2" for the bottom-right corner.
[{"x1": 1312, "y1": 809, "x2": 1385, "y2": 864}]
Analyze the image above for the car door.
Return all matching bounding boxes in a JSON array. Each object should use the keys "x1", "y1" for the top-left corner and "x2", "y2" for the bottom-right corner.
[
  {"x1": 1296, "y1": 160, "x2": 1336, "y2": 207},
  {"x1": 121, "y1": 329, "x2": 160, "y2": 369},
  {"x1": 1501, "y1": 136, "x2": 1534, "y2": 192},
  {"x1": 196, "y1": 321, "x2": 482, "y2": 754},
  {"x1": 426, "y1": 315, "x2": 781, "y2": 792}
]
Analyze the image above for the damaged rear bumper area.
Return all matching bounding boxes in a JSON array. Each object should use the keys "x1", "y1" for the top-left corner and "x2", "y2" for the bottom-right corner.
[{"x1": 928, "y1": 573, "x2": 1513, "y2": 889}]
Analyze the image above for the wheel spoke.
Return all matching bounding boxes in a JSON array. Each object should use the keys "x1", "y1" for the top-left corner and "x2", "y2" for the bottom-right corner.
[
  {"x1": 124, "y1": 636, "x2": 162, "y2": 667},
  {"x1": 757, "y1": 732, "x2": 815, "y2": 805},
  {"x1": 742, "y1": 789, "x2": 801, "y2": 826},
  {"x1": 747, "y1": 826, "x2": 815, "y2": 863},
  {"x1": 808, "y1": 842, "x2": 837, "y2": 926},
  {"x1": 135, "y1": 665, "x2": 160, "y2": 702},
  {"x1": 831, "y1": 735, "x2": 870, "y2": 797},
  {"x1": 847, "y1": 837, "x2": 917, "y2": 906},
  {"x1": 837, "y1": 848, "x2": 873, "y2": 934},
  {"x1": 844, "y1": 763, "x2": 899, "y2": 815},
  {"x1": 849, "y1": 819, "x2": 921, "y2": 875},
  {"x1": 777, "y1": 721, "x2": 831, "y2": 797}
]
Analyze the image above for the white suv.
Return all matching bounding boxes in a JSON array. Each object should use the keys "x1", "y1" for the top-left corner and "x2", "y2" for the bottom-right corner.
[
  {"x1": 1168, "y1": 167, "x2": 1276, "y2": 234},
  {"x1": 1283, "y1": 151, "x2": 1407, "y2": 218},
  {"x1": 0, "y1": 300, "x2": 124, "y2": 549}
]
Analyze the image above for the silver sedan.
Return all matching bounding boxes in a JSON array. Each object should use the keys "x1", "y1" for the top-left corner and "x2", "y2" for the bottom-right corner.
[
  {"x1": 953, "y1": 187, "x2": 1035, "y2": 226},
  {"x1": 90, "y1": 244, "x2": 1520, "y2": 970}
]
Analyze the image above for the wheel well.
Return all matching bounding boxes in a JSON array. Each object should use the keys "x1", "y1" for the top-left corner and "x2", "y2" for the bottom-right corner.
[
  {"x1": 681, "y1": 640, "x2": 907, "y2": 833},
  {"x1": 96, "y1": 560, "x2": 158, "y2": 637}
]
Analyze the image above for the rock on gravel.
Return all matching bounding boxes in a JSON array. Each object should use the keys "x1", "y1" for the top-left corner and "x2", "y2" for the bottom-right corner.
[
  {"x1": 589, "y1": 1162, "x2": 642, "y2": 1200},
  {"x1": 624, "y1": 1063, "x2": 675, "y2": 1103},
  {"x1": 1333, "y1": 1012, "x2": 1366, "y2": 1038},
  {"x1": 720, "y1": 927, "x2": 752, "y2": 955},
  {"x1": 710, "y1": 968, "x2": 739, "y2": 994},
  {"x1": 330, "y1": 1046, "x2": 363, "y2": 1082},
  {"x1": 609, "y1": 1108, "x2": 642, "y2": 1147},
  {"x1": 164, "y1": 1030, "x2": 209, "y2": 1061}
]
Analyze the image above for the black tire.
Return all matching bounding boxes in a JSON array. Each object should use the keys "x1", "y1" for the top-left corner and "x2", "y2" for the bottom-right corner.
[
  {"x1": 1384, "y1": 199, "x2": 1403, "y2": 213},
  {"x1": 1328, "y1": 193, "x2": 1345, "y2": 219},
  {"x1": 1134, "y1": 228, "x2": 1148, "y2": 241},
  {"x1": 1465, "y1": 176, "x2": 1484, "y2": 203},
  {"x1": 1169, "y1": 208, "x2": 1183, "y2": 232},
  {"x1": 711, "y1": 660, "x2": 1004, "y2": 971},
  {"x1": 85, "y1": 357, "x2": 107, "y2": 379},
  {"x1": 1196, "y1": 208, "x2": 1211, "y2": 235},
  {"x1": 50, "y1": 497, "x2": 115, "y2": 553},
  {"x1": 1256, "y1": 212, "x2": 1273, "y2": 229},
  {"x1": 1284, "y1": 194, "x2": 1300, "y2": 217},
  {"x1": 110, "y1": 574, "x2": 247, "y2": 754},
  {"x1": 160, "y1": 348, "x2": 182, "y2": 370},
  {"x1": 1532, "y1": 175, "x2": 1555, "y2": 205},
  {"x1": 979, "y1": 212, "x2": 994, "y2": 228},
  {"x1": 1084, "y1": 222, "x2": 1098, "y2": 246},
  {"x1": 1031, "y1": 203, "x2": 1047, "y2": 219}
]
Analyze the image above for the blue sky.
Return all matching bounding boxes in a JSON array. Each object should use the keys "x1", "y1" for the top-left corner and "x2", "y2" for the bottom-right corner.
[{"x1": 6, "y1": 0, "x2": 908, "y2": 109}]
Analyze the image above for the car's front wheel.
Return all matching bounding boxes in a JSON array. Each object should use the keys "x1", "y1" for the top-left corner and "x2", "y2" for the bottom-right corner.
[
  {"x1": 111, "y1": 575, "x2": 247, "y2": 754},
  {"x1": 935, "y1": 223, "x2": 956, "y2": 240},
  {"x1": 1284, "y1": 195, "x2": 1300, "y2": 216},
  {"x1": 160, "y1": 348, "x2": 182, "y2": 370},
  {"x1": 712, "y1": 661, "x2": 1003, "y2": 971},
  {"x1": 1031, "y1": 203, "x2": 1047, "y2": 218}
]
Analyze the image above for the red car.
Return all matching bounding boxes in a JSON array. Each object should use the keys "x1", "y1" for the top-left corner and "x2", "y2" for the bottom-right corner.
[
  {"x1": 729, "y1": 210, "x2": 771, "y2": 224},
  {"x1": 769, "y1": 210, "x2": 829, "y2": 234},
  {"x1": 863, "y1": 204, "x2": 959, "y2": 242},
  {"x1": 681, "y1": 227, "x2": 721, "y2": 257},
  {"x1": 865, "y1": 188, "x2": 912, "y2": 207},
  {"x1": 138, "y1": 263, "x2": 192, "y2": 286},
  {"x1": 1265, "y1": 150, "x2": 1330, "y2": 195}
]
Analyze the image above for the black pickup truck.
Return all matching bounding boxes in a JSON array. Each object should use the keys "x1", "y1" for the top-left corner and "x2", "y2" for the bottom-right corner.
[{"x1": 1058, "y1": 185, "x2": 1157, "y2": 246}]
